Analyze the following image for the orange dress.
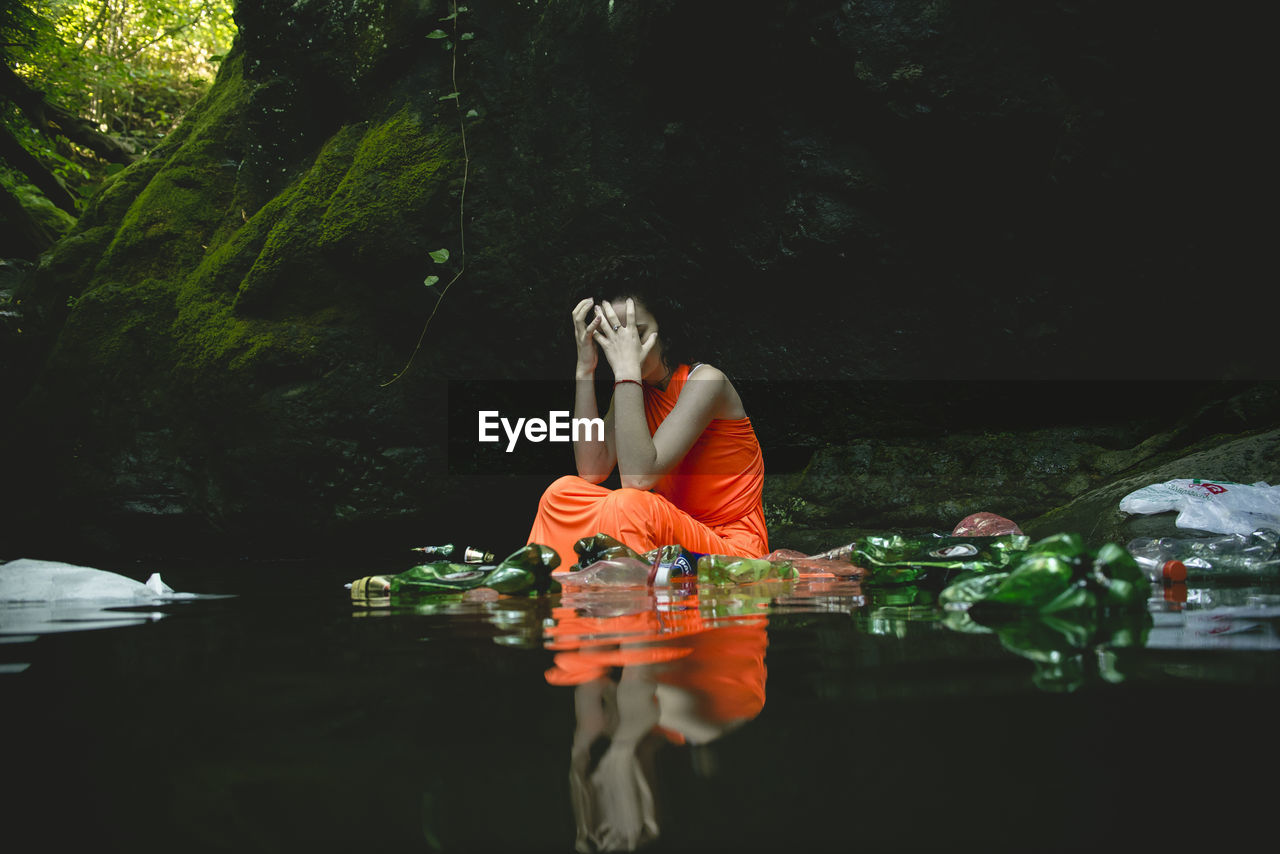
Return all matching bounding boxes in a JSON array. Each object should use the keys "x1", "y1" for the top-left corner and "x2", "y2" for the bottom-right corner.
[{"x1": 527, "y1": 364, "x2": 769, "y2": 571}]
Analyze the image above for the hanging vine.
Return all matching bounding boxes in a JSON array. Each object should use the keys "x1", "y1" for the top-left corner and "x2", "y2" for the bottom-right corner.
[{"x1": 381, "y1": 1, "x2": 474, "y2": 387}]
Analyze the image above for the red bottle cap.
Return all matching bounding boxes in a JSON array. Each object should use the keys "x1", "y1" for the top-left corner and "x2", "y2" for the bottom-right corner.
[
  {"x1": 1163, "y1": 581, "x2": 1187, "y2": 603},
  {"x1": 1162, "y1": 560, "x2": 1188, "y2": 583}
]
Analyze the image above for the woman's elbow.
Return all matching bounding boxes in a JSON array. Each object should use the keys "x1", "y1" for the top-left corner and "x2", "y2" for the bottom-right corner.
[{"x1": 619, "y1": 474, "x2": 659, "y2": 491}]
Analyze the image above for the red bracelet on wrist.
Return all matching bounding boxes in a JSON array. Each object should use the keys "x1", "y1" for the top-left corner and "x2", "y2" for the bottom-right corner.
[{"x1": 614, "y1": 379, "x2": 643, "y2": 389}]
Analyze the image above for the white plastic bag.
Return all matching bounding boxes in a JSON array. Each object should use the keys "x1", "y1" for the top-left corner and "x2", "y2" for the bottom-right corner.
[
  {"x1": 1118, "y1": 479, "x2": 1280, "y2": 535},
  {"x1": 0, "y1": 559, "x2": 230, "y2": 636},
  {"x1": 0, "y1": 559, "x2": 193, "y2": 602}
]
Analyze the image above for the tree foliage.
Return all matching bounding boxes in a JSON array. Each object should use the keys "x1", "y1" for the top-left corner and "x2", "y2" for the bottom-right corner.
[{"x1": 1, "y1": 0, "x2": 236, "y2": 253}]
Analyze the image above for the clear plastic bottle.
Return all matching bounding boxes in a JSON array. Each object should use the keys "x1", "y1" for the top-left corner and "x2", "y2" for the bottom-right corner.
[
  {"x1": 559, "y1": 547, "x2": 708, "y2": 587},
  {"x1": 557, "y1": 557, "x2": 653, "y2": 587},
  {"x1": 1125, "y1": 529, "x2": 1280, "y2": 583}
]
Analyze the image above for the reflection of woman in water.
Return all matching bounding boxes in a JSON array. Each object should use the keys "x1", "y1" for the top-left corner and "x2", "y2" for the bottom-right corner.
[
  {"x1": 545, "y1": 589, "x2": 769, "y2": 852},
  {"x1": 527, "y1": 271, "x2": 769, "y2": 570}
]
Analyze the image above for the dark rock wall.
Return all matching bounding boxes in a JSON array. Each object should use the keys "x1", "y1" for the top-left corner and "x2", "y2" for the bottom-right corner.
[{"x1": 1, "y1": 1, "x2": 1272, "y2": 561}]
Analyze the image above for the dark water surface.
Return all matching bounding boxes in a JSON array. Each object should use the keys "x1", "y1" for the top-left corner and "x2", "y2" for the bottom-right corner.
[{"x1": 3, "y1": 560, "x2": 1278, "y2": 853}]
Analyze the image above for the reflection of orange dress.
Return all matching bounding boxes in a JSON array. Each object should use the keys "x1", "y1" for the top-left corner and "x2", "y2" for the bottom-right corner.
[
  {"x1": 527, "y1": 364, "x2": 769, "y2": 571},
  {"x1": 544, "y1": 598, "x2": 769, "y2": 729}
]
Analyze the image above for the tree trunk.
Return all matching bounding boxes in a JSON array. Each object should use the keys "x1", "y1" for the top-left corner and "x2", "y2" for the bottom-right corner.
[
  {"x1": 0, "y1": 62, "x2": 137, "y2": 166},
  {"x1": 0, "y1": 122, "x2": 79, "y2": 215}
]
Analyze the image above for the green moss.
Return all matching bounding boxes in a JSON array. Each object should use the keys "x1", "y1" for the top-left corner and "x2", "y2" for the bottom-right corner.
[
  {"x1": 22, "y1": 40, "x2": 463, "y2": 464},
  {"x1": 96, "y1": 53, "x2": 252, "y2": 284},
  {"x1": 50, "y1": 277, "x2": 177, "y2": 387},
  {"x1": 229, "y1": 124, "x2": 366, "y2": 315},
  {"x1": 232, "y1": 104, "x2": 460, "y2": 316},
  {"x1": 318, "y1": 105, "x2": 459, "y2": 251}
]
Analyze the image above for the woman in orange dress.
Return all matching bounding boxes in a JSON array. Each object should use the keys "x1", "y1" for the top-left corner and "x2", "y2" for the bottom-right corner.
[{"x1": 527, "y1": 289, "x2": 769, "y2": 571}]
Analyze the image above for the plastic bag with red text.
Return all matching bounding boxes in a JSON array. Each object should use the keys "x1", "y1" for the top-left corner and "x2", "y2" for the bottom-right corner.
[{"x1": 1118, "y1": 479, "x2": 1280, "y2": 536}]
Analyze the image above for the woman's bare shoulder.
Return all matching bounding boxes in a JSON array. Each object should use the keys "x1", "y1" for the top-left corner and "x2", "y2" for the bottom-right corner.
[
  {"x1": 683, "y1": 364, "x2": 745, "y2": 418},
  {"x1": 686, "y1": 362, "x2": 726, "y2": 381}
]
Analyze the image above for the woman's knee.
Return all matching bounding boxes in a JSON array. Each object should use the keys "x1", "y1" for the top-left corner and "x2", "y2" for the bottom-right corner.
[
  {"x1": 600, "y1": 486, "x2": 662, "y2": 515},
  {"x1": 538, "y1": 475, "x2": 598, "y2": 510}
]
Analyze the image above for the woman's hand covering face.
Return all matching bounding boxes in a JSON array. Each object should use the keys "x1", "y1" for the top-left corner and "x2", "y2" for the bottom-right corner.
[{"x1": 593, "y1": 298, "x2": 658, "y2": 382}]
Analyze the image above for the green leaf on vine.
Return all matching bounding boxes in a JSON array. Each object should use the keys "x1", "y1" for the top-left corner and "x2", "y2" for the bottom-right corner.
[
  {"x1": 424, "y1": 275, "x2": 440, "y2": 287},
  {"x1": 429, "y1": 249, "x2": 450, "y2": 264}
]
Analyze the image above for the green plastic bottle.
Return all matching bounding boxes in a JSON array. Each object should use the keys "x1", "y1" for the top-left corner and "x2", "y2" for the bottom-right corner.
[
  {"x1": 938, "y1": 533, "x2": 1151, "y2": 617},
  {"x1": 696, "y1": 554, "x2": 797, "y2": 585},
  {"x1": 814, "y1": 533, "x2": 1031, "y2": 583},
  {"x1": 349, "y1": 543, "x2": 561, "y2": 601},
  {"x1": 571, "y1": 533, "x2": 646, "y2": 571}
]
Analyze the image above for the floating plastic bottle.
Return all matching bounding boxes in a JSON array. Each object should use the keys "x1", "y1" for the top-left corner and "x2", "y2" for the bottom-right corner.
[
  {"x1": 559, "y1": 545, "x2": 707, "y2": 587},
  {"x1": 570, "y1": 533, "x2": 647, "y2": 570},
  {"x1": 1125, "y1": 529, "x2": 1280, "y2": 583},
  {"x1": 696, "y1": 554, "x2": 797, "y2": 586},
  {"x1": 349, "y1": 543, "x2": 560, "y2": 602},
  {"x1": 811, "y1": 533, "x2": 1031, "y2": 584},
  {"x1": 939, "y1": 533, "x2": 1151, "y2": 616},
  {"x1": 558, "y1": 539, "x2": 792, "y2": 587},
  {"x1": 557, "y1": 557, "x2": 653, "y2": 587}
]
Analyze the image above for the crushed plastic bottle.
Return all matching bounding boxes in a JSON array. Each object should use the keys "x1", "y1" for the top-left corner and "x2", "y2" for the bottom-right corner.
[
  {"x1": 696, "y1": 554, "x2": 796, "y2": 586},
  {"x1": 939, "y1": 533, "x2": 1151, "y2": 616},
  {"x1": 558, "y1": 539, "x2": 793, "y2": 588},
  {"x1": 1125, "y1": 529, "x2": 1280, "y2": 583},
  {"x1": 557, "y1": 556, "x2": 652, "y2": 587},
  {"x1": 349, "y1": 543, "x2": 561, "y2": 603},
  {"x1": 559, "y1": 545, "x2": 707, "y2": 587},
  {"x1": 569, "y1": 533, "x2": 646, "y2": 570},
  {"x1": 811, "y1": 533, "x2": 1030, "y2": 584}
]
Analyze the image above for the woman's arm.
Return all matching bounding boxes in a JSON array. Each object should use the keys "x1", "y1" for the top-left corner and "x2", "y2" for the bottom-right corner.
[
  {"x1": 571, "y1": 297, "x2": 616, "y2": 482},
  {"x1": 612, "y1": 366, "x2": 731, "y2": 489}
]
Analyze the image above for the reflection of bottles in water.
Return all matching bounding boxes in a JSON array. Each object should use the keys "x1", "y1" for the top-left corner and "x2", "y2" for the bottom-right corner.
[
  {"x1": 1126, "y1": 530, "x2": 1280, "y2": 583},
  {"x1": 857, "y1": 585, "x2": 944, "y2": 637},
  {"x1": 350, "y1": 543, "x2": 560, "y2": 601},
  {"x1": 1143, "y1": 590, "x2": 1280, "y2": 652},
  {"x1": 410, "y1": 544, "x2": 495, "y2": 564}
]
